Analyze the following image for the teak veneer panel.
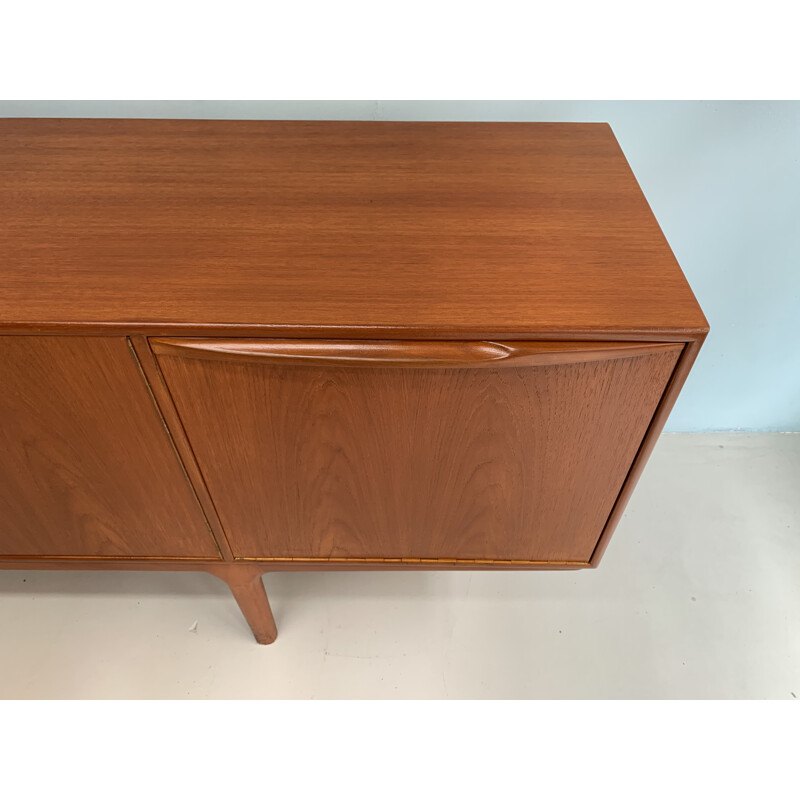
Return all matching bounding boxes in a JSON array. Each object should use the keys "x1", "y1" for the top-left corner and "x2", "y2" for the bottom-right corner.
[
  {"x1": 0, "y1": 118, "x2": 707, "y2": 336},
  {"x1": 0, "y1": 336, "x2": 219, "y2": 558},
  {"x1": 155, "y1": 340, "x2": 681, "y2": 562},
  {"x1": 0, "y1": 119, "x2": 709, "y2": 644}
]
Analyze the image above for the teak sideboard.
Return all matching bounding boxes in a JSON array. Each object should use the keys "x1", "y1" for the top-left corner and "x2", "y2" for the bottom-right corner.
[{"x1": 0, "y1": 119, "x2": 708, "y2": 644}]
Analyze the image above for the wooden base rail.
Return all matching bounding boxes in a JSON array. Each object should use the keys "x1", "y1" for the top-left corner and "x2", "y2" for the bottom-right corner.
[{"x1": 0, "y1": 558, "x2": 589, "y2": 644}]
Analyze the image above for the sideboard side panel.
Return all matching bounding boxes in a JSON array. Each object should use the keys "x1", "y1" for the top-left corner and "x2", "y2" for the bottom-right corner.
[{"x1": 589, "y1": 334, "x2": 705, "y2": 565}]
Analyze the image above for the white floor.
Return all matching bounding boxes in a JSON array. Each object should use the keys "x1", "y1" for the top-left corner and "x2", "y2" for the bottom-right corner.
[{"x1": 0, "y1": 433, "x2": 797, "y2": 699}]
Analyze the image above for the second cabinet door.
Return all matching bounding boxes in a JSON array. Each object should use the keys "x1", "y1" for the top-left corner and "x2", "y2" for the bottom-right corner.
[{"x1": 153, "y1": 338, "x2": 681, "y2": 564}]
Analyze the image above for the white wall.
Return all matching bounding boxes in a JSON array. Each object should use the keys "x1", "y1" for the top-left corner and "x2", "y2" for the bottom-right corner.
[{"x1": 2, "y1": 100, "x2": 798, "y2": 431}]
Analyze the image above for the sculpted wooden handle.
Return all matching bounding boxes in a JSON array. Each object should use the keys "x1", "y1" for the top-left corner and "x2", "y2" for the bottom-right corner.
[{"x1": 150, "y1": 338, "x2": 683, "y2": 368}]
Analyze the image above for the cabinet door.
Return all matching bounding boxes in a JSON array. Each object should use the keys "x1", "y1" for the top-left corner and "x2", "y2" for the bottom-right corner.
[
  {"x1": 0, "y1": 337, "x2": 219, "y2": 558},
  {"x1": 153, "y1": 339, "x2": 682, "y2": 564}
]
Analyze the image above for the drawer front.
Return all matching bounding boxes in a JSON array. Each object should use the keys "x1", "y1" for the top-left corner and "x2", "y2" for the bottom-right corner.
[
  {"x1": 153, "y1": 339, "x2": 682, "y2": 563},
  {"x1": 0, "y1": 337, "x2": 219, "y2": 558}
]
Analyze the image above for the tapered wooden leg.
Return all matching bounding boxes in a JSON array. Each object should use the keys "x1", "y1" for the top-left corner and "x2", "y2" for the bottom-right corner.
[{"x1": 208, "y1": 566, "x2": 277, "y2": 644}]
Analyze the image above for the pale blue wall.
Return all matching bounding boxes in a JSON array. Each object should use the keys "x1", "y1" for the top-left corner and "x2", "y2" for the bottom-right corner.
[{"x1": 2, "y1": 101, "x2": 798, "y2": 431}]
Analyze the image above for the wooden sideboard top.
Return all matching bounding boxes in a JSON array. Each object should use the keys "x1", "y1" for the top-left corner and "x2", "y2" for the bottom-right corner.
[{"x1": 0, "y1": 118, "x2": 708, "y2": 337}]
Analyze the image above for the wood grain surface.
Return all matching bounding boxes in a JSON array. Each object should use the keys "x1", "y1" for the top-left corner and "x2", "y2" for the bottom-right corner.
[
  {"x1": 156, "y1": 340, "x2": 681, "y2": 562},
  {"x1": 0, "y1": 118, "x2": 709, "y2": 644},
  {"x1": 151, "y1": 337, "x2": 681, "y2": 368},
  {"x1": 0, "y1": 118, "x2": 707, "y2": 337},
  {"x1": 0, "y1": 336, "x2": 220, "y2": 558},
  {"x1": 129, "y1": 334, "x2": 236, "y2": 560}
]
